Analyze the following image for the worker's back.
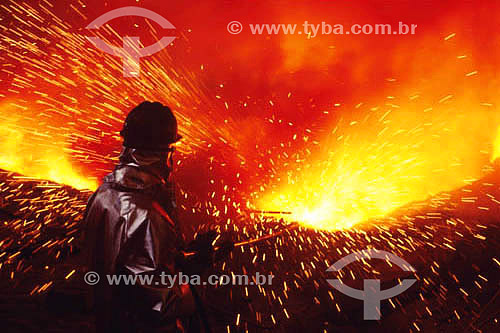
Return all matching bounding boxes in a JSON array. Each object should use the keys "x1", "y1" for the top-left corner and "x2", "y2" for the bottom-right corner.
[
  {"x1": 84, "y1": 162, "x2": 181, "y2": 332},
  {"x1": 83, "y1": 101, "x2": 191, "y2": 332}
]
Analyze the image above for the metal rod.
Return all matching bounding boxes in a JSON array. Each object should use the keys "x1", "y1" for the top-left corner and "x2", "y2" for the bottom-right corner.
[
  {"x1": 247, "y1": 210, "x2": 293, "y2": 215},
  {"x1": 183, "y1": 222, "x2": 299, "y2": 257}
]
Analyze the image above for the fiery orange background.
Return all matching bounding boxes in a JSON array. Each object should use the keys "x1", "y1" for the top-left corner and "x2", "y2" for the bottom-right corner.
[{"x1": 1, "y1": 0, "x2": 500, "y2": 229}]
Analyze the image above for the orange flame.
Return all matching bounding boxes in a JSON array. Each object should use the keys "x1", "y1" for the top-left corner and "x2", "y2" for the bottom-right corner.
[
  {"x1": 492, "y1": 126, "x2": 500, "y2": 162},
  {"x1": 258, "y1": 103, "x2": 499, "y2": 230},
  {"x1": 0, "y1": 107, "x2": 97, "y2": 190},
  {"x1": 254, "y1": 10, "x2": 500, "y2": 230}
]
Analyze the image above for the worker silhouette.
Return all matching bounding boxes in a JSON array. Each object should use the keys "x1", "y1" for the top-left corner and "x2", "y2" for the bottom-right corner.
[{"x1": 83, "y1": 101, "x2": 229, "y2": 332}]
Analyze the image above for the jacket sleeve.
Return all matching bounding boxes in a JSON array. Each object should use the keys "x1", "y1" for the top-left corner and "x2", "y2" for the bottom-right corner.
[{"x1": 118, "y1": 205, "x2": 190, "y2": 318}]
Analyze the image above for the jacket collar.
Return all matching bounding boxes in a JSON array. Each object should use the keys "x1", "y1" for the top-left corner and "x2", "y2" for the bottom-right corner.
[
  {"x1": 104, "y1": 146, "x2": 171, "y2": 191},
  {"x1": 104, "y1": 165, "x2": 165, "y2": 191}
]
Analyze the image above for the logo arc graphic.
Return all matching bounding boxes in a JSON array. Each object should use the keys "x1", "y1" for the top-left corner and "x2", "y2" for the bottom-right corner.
[
  {"x1": 85, "y1": 6, "x2": 176, "y2": 77},
  {"x1": 326, "y1": 248, "x2": 417, "y2": 320}
]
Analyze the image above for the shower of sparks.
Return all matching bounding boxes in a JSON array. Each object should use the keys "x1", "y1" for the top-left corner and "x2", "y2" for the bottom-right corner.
[
  {"x1": 0, "y1": 0, "x2": 242, "y2": 189},
  {"x1": 1, "y1": 0, "x2": 500, "y2": 232},
  {"x1": 257, "y1": 104, "x2": 500, "y2": 230},
  {"x1": 0, "y1": 169, "x2": 498, "y2": 331},
  {"x1": 0, "y1": 1, "x2": 499, "y2": 330},
  {"x1": 0, "y1": 0, "x2": 264, "y2": 227}
]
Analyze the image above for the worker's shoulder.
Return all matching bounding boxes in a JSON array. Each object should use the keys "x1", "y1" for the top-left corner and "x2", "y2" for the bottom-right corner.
[
  {"x1": 89, "y1": 182, "x2": 146, "y2": 212},
  {"x1": 89, "y1": 182, "x2": 174, "y2": 227}
]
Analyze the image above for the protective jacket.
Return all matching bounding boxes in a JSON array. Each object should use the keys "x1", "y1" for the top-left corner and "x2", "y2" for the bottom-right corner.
[{"x1": 83, "y1": 148, "x2": 185, "y2": 332}]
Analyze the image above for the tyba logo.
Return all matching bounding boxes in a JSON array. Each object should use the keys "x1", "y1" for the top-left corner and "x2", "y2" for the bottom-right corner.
[
  {"x1": 326, "y1": 248, "x2": 416, "y2": 320},
  {"x1": 86, "y1": 7, "x2": 176, "y2": 77}
]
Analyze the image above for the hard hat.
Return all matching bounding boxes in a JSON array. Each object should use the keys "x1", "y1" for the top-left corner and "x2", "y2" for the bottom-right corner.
[{"x1": 120, "y1": 101, "x2": 181, "y2": 151}]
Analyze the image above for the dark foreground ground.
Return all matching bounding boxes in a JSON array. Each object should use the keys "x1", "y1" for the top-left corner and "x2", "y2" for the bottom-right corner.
[{"x1": 0, "y1": 168, "x2": 499, "y2": 332}]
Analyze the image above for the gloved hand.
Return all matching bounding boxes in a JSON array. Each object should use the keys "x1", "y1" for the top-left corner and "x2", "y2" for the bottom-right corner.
[
  {"x1": 186, "y1": 230, "x2": 217, "y2": 253},
  {"x1": 214, "y1": 239, "x2": 234, "y2": 262},
  {"x1": 176, "y1": 230, "x2": 217, "y2": 275}
]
